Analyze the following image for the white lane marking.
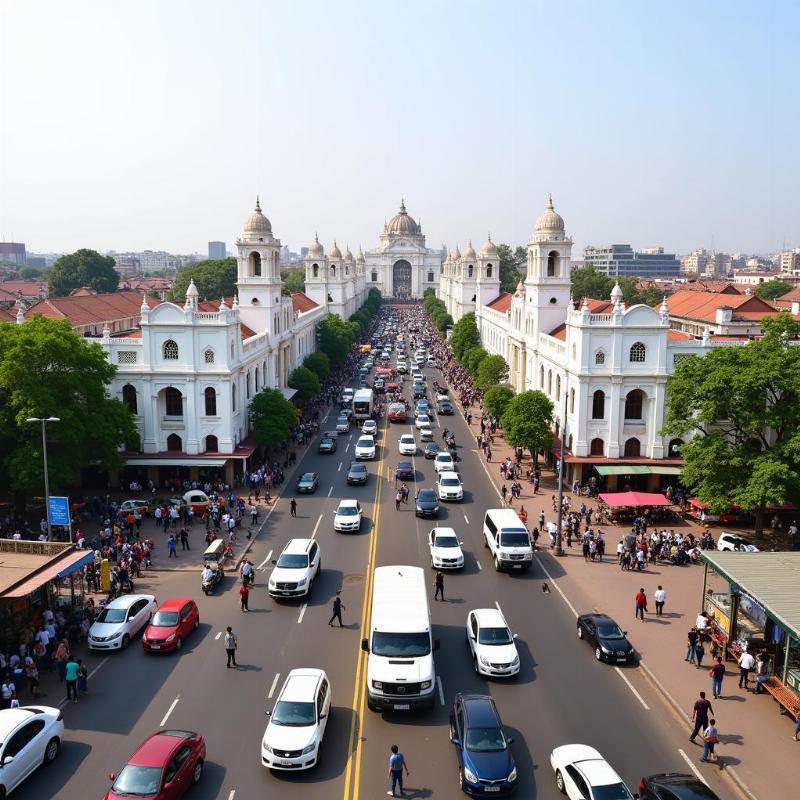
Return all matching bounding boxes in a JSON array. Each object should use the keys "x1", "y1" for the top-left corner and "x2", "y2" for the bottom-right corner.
[
  {"x1": 534, "y1": 555, "x2": 579, "y2": 618},
  {"x1": 160, "y1": 695, "x2": 180, "y2": 727},
  {"x1": 257, "y1": 550, "x2": 273, "y2": 570},
  {"x1": 228, "y1": 791, "x2": 236, "y2": 800},
  {"x1": 88, "y1": 656, "x2": 109, "y2": 680},
  {"x1": 338, "y1": 461, "x2": 343, "y2": 472},
  {"x1": 297, "y1": 603, "x2": 308, "y2": 624},
  {"x1": 345, "y1": 443, "x2": 350, "y2": 452},
  {"x1": 327, "y1": 485, "x2": 333, "y2": 497},
  {"x1": 476, "y1": 560, "x2": 482, "y2": 571},
  {"x1": 614, "y1": 666, "x2": 650, "y2": 711},
  {"x1": 312, "y1": 513, "x2": 323, "y2": 539},
  {"x1": 215, "y1": 631, "x2": 222, "y2": 640},
  {"x1": 268, "y1": 672, "x2": 281, "y2": 699},
  {"x1": 678, "y1": 748, "x2": 708, "y2": 785},
  {"x1": 463, "y1": 513, "x2": 469, "y2": 524},
  {"x1": 436, "y1": 675, "x2": 445, "y2": 706}
]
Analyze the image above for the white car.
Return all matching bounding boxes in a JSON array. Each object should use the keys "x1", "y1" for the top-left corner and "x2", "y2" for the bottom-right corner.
[
  {"x1": 88, "y1": 594, "x2": 157, "y2": 650},
  {"x1": 355, "y1": 435, "x2": 376, "y2": 460},
  {"x1": 361, "y1": 419, "x2": 378, "y2": 436},
  {"x1": 412, "y1": 372, "x2": 425, "y2": 383},
  {"x1": 0, "y1": 706, "x2": 64, "y2": 796},
  {"x1": 466, "y1": 608, "x2": 520, "y2": 677},
  {"x1": 269, "y1": 539, "x2": 321, "y2": 598},
  {"x1": 419, "y1": 426, "x2": 434, "y2": 442},
  {"x1": 549, "y1": 744, "x2": 634, "y2": 800},
  {"x1": 434, "y1": 452, "x2": 456, "y2": 473},
  {"x1": 435, "y1": 390, "x2": 448, "y2": 402},
  {"x1": 396, "y1": 361, "x2": 408, "y2": 374},
  {"x1": 437, "y1": 471, "x2": 463, "y2": 501},
  {"x1": 119, "y1": 499, "x2": 149, "y2": 514},
  {"x1": 262, "y1": 668, "x2": 331, "y2": 771},
  {"x1": 415, "y1": 414, "x2": 431, "y2": 430},
  {"x1": 398, "y1": 434, "x2": 417, "y2": 455},
  {"x1": 428, "y1": 527, "x2": 464, "y2": 569},
  {"x1": 334, "y1": 499, "x2": 362, "y2": 532},
  {"x1": 717, "y1": 532, "x2": 759, "y2": 552}
]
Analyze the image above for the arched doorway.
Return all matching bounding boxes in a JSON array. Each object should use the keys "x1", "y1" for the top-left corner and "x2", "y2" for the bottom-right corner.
[
  {"x1": 392, "y1": 260, "x2": 412, "y2": 298},
  {"x1": 166, "y1": 433, "x2": 182, "y2": 451}
]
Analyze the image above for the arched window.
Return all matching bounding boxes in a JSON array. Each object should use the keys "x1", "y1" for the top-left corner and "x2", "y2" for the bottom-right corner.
[
  {"x1": 312, "y1": 263, "x2": 319, "y2": 278},
  {"x1": 204, "y1": 387, "x2": 217, "y2": 416},
  {"x1": 249, "y1": 252, "x2": 262, "y2": 277},
  {"x1": 486, "y1": 265, "x2": 492, "y2": 278},
  {"x1": 468, "y1": 265, "x2": 473, "y2": 278},
  {"x1": 166, "y1": 433, "x2": 182, "y2": 451},
  {"x1": 345, "y1": 265, "x2": 349, "y2": 275},
  {"x1": 205, "y1": 434, "x2": 218, "y2": 452},
  {"x1": 539, "y1": 365, "x2": 544, "y2": 388},
  {"x1": 595, "y1": 350, "x2": 605, "y2": 365},
  {"x1": 371, "y1": 271, "x2": 378, "y2": 282},
  {"x1": 164, "y1": 387, "x2": 182, "y2": 417},
  {"x1": 122, "y1": 384, "x2": 137, "y2": 414},
  {"x1": 331, "y1": 264, "x2": 336, "y2": 277},
  {"x1": 556, "y1": 374, "x2": 561, "y2": 400},
  {"x1": 592, "y1": 390, "x2": 605, "y2": 419},
  {"x1": 569, "y1": 387, "x2": 575, "y2": 414},
  {"x1": 232, "y1": 384, "x2": 237, "y2": 413},
  {"x1": 204, "y1": 349, "x2": 214, "y2": 364},
  {"x1": 246, "y1": 372, "x2": 251, "y2": 399},
  {"x1": 625, "y1": 389, "x2": 644, "y2": 420},
  {"x1": 547, "y1": 250, "x2": 559, "y2": 277},
  {"x1": 590, "y1": 438, "x2": 605, "y2": 456},
  {"x1": 624, "y1": 438, "x2": 641, "y2": 457},
  {"x1": 427, "y1": 271, "x2": 434, "y2": 282},
  {"x1": 162, "y1": 339, "x2": 179, "y2": 360},
  {"x1": 629, "y1": 342, "x2": 646, "y2": 362},
  {"x1": 255, "y1": 369, "x2": 259, "y2": 392},
  {"x1": 547, "y1": 370, "x2": 552, "y2": 395},
  {"x1": 567, "y1": 434, "x2": 573, "y2": 451}
]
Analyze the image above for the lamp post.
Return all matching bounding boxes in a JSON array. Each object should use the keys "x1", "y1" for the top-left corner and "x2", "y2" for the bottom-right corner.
[
  {"x1": 26, "y1": 416, "x2": 60, "y2": 541},
  {"x1": 554, "y1": 381, "x2": 568, "y2": 557}
]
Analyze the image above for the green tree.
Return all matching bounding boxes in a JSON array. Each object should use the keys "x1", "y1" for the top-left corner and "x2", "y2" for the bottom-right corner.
[
  {"x1": 48, "y1": 248, "x2": 119, "y2": 297},
  {"x1": 450, "y1": 312, "x2": 481, "y2": 361},
  {"x1": 501, "y1": 390, "x2": 554, "y2": 462},
  {"x1": 250, "y1": 388, "x2": 297, "y2": 449},
  {"x1": 662, "y1": 314, "x2": 800, "y2": 537},
  {"x1": 0, "y1": 316, "x2": 137, "y2": 501},
  {"x1": 755, "y1": 279, "x2": 793, "y2": 301},
  {"x1": 169, "y1": 258, "x2": 237, "y2": 302},
  {"x1": 281, "y1": 267, "x2": 306, "y2": 294},
  {"x1": 434, "y1": 312, "x2": 453, "y2": 333},
  {"x1": 288, "y1": 366, "x2": 321, "y2": 406},
  {"x1": 497, "y1": 243, "x2": 524, "y2": 293},
  {"x1": 476, "y1": 354, "x2": 509, "y2": 391},
  {"x1": 513, "y1": 246, "x2": 527, "y2": 270},
  {"x1": 484, "y1": 386, "x2": 515, "y2": 419},
  {"x1": 317, "y1": 313, "x2": 355, "y2": 367},
  {"x1": 303, "y1": 351, "x2": 330, "y2": 384},
  {"x1": 463, "y1": 346, "x2": 488, "y2": 377},
  {"x1": 18, "y1": 266, "x2": 45, "y2": 279},
  {"x1": 570, "y1": 266, "x2": 614, "y2": 305}
]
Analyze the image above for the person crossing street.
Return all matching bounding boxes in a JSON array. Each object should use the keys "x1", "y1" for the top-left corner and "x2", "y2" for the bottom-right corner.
[
  {"x1": 329, "y1": 591, "x2": 345, "y2": 627},
  {"x1": 224, "y1": 626, "x2": 238, "y2": 668}
]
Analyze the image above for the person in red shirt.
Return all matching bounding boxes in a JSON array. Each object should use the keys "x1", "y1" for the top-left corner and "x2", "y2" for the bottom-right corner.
[
  {"x1": 239, "y1": 582, "x2": 249, "y2": 612},
  {"x1": 710, "y1": 656, "x2": 726, "y2": 698},
  {"x1": 635, "y1": 588, "x2": 647, "y2": 621}
]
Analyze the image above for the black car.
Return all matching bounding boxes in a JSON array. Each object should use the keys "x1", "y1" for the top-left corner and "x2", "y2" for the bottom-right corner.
[
  {"x1": 639, "y1": 774, "x2": 721, "y2": 800},
  {"x1": 413, "y1": 383, "x2": 427, "y2": 399},
  {"x1": 347, "y1": 462, "x2": 368, "y2": 485},
  {"x1": 424, "y1": 442, "x2": 441, "y2": 459},
  {"x1": 395, "y1": 461, "x2": 415, "y2": 481},
  {"x1": 415, "y1": 489, "x2": 440, "y2": 518},
  {"x1": 437, "y1": 401, "x2": 454, "y2": 415},
  {"x1": 318, "y1": 437, "x2": 337, "y2": 454},
  {"x1": 577, "y1": 613, "x2": 635, "y2": 663},
  {"x1": 296, "y1": 472, "x2": 320, "y2": 493}
]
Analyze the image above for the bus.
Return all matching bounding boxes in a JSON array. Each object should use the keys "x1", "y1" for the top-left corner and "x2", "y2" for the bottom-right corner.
[{"x1": 352, "y1": 388, "x2": 374, "y2": 421}]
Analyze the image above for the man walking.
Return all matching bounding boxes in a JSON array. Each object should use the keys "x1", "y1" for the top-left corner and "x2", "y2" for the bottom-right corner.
[
  {"x1": 654, "y1": 585, "x2": 666, "y2": 616},
  {"x1": 686, "y1": 627, "x2": 699, "y2": 664},
  {"x1": 328, "y1": 591, "x2": 345, "y2": 627},
  {"x1": 179, "y1": 527, "x2": 190, "y2": 551},
  {"x1": 690, "y1": 691, "x2": 714, "y2": 744},
  {"x1": 65, "y1": 655, "x2": 80, "y2": 704},
  {"x1": 290, "y1": 498, "x2": 297, "y2": 518},
  {"x1": 239, "y1": 581, "x2": 249, "y2": 612},
  {"x1": 434, "y1": 571, "x2": 445, "y2": 601},
  {"x1": 167, "y1": 534, "x2": 178, "y2": 559},
  {"x1": 710, "y1": 656, "x2": 725, "y2": 698},
  {"x1": 387, "y1": 744, "x2": 410, "y2": 797},
  {"x1": 738, "y1": 649, "x2": 756, "y2": 689},
  {"x1": 224, "y1": 626, "x2": 238, "y2": 668},
  {"x1": 635, "y1": 588, "x2": 647, "y2": 621}
]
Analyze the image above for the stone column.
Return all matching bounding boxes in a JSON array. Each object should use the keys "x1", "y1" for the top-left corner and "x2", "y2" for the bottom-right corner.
[{"x1": 607, "y1": 378, "x2": 623, "y2": 458}]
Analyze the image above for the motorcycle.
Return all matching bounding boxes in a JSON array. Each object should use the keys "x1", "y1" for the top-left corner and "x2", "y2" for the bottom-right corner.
[{"x1": 201, "y1": 565, "x2": 223, "y2": 595}]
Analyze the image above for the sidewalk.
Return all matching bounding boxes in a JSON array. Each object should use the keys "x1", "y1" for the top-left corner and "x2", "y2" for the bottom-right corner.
[{"x1": 459, "y1": 401, "x2": 797, "y2": 800}]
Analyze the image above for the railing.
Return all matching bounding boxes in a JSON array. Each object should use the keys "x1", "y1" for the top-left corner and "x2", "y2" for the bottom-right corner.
[
  {"x1": 589, "y1": 314, "x2": 613, "y2": 323},
  {"x1": 195, "y1": 312, "x2": 219, "y2": 321},
  {"x1": 107, "y1": 338, "x2": 143, "y2": 346},
  {"x1": 0, "y1": 540, "x2": 72, "y2": 556}
]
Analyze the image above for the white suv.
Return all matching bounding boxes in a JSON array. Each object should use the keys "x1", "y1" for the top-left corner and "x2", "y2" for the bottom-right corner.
[
  {"x1": 428, "y1": 527, "x2": 465, "y2": 569},
  {"x1": 269, "y1": 539, "x2": 321, "y2": 598},
  {"x1": 88, "y1": 594, "x2": 157, "y2": 650},
  {"x1": 437, "y1": 471, "x2": 463, "y2": 501},
  {"x1": 0, "y1": 706, "x2": 64, "y2": 796},
  {"x1": 262, "y1": 668, "x2": 331, "y2": 771}
]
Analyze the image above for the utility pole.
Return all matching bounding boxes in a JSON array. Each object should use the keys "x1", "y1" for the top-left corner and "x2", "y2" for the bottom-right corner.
[
  {"x1": 554, "y1": 381, "x2": 568, "y2": 557},
  {"x1": 26, "y1": 416, "x2": 60, "y2": 541}
]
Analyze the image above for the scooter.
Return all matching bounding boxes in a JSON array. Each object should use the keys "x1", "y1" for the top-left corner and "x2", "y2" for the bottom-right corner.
[{"x1": 201, "y1": 566, "x2": 223, "y2": 595}]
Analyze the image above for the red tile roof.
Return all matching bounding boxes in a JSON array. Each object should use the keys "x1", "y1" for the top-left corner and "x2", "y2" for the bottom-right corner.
[
  {"x1": 0, "y1": 288, "x2": 17, "y2": 303},
  {"x1": 485, "y1": 292, "x2": 512, "y2": 312},
  {"x1": 0, "y1": 307, "x2": 17, "y2": 323},
  {"x1": 662, "y1": 290, "x2": 777, "y2": 322},
  {"x1": 291, "y1": 292, "x2": 319, "y2": 313},
  {"x1": 0, "y1": 279, "x2": 47, "y2": 297},
  {"x1": 667, "y1": 329, "x2": 695, "y2": 341},
  {"x1": 548, "y1": 324, "x2": 567, "y2": 341},
  {"x1": 584, "y1": 298, "x2": 614, "y2": 313},
  {"x1": 774, "y1": 287, "x2": 800, "y2": 309},
  {"x1": 25, "y1": 291, "x2": 158, "y2": 326}
]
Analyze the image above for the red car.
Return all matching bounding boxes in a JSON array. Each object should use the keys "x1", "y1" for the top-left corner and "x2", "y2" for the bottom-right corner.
[
  {"x1": 105, "y1": 730, "x2": 205, "y2": 800},
  {"x1": 142, "y1": 598, "x2": 199, "y2": 653}
]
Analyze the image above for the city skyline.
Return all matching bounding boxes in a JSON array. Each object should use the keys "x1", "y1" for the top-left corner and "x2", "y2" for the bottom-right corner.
[{"x1": 1, "y1": 0, "x2": 797, "y2": 256}]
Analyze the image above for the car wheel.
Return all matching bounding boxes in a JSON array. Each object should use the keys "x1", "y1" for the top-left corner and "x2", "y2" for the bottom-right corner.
[
  {"x1": 121, "y1": 634, "x2": 130, "y2": 650},
  {"x1": 43, "y1": 737, "x2": 60, "y2": 765},
  {"x1": 494, "y1": 556, "x2": 500, "y2": 571},
  {"x1": 192, "y1": 759, "x2": 204, "y2": 784},
  {"x1": 307, "y1": 578, "x2": 314, "y2": 596},
  {"x1": 483, "y1": 537, "x2": 489, "y2": 549},
  {"x1": 194, "y1": 617, "x2": 200, "y2": 630},
  {"x1": 595, "y1": 647, "x2": 603, "y2": 661},
  {"x1": 555, "y1": 768, "x2": 566, "y2": 794},
  {"x1": 473, "y1": 655, "x2": 479, "y2": 674},
  {"x1": 175, "y1": 636, "x2": 183, "y2": 651},
  {"x1": 577, "y1": 625, "x2": 583, "y2": 639}
]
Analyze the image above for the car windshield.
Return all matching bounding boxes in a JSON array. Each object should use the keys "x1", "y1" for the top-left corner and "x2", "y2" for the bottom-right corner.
[
  {"x1": 300, "y1": 473, "x2": 315, "y2": 482},
  {"x1": 150, "y1": 611, "x2": 179, "y2": 627},
  {"x1": 337, "y1": 506, "x2": 359, "y2": 516},
  {"x1": 499, "y1": 532, "x2": 530, "y2": 547},
  {"x1": 371, "y1": 631, "x2": 431, "y2": 657},
  {"x1": 437, "y1": 456, "x2": 452, "y2": 463},
  {"x1": 441, "y1": 478, "x2": 460, "y2": 487},
  {"x1": 96, "y1": 607, "x2": 127, "y2": 624},
  {"x1": 112, "y1": 764, "x2": 163, "y2": 796},
  {"x1": 478, "y1": 626, "x2": 513, "y2": 645},
  {"x1": 277, "y1": 554, "x2": 308, "y2": 568},
  {"x1": 597, "y1": 623, "x2": 625, "y2": 639},
  {"x1": 337, "y1": 417, "x2": 348, "y2": 424},
  {"x1": 350, "y1": 465, "x2": 366, "y2": 473},
  {"x1": 426, "y1": 444, "x2": 440, "y2": 452},
  {"x1": 272, "y1": 700, "x2": 316, "y2": 726},
  {"x1": 401, "y1": 436, "x2": 414, "y2": 443},
  {"x1": 321, "y1": 439, "x2": 333, "y2": 446},
  {"x1": 434, "y1": 536, "x2": 459, "y2": 548},
  {"x1": 418, "y1": 491, "x2": 436, "y2": 502},
  {"x1": 357, "y1": 438, "x2": 373, "y2": 448},
  {"x1": 465, "y1": 726, "x2": 507, "y2": 752},
  {"x1": 591, "y1": 782, "x2": 635, "y2": 800}
]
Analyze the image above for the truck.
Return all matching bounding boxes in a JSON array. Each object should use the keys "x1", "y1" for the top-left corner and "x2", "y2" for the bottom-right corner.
[{"x1": 352, "y1": 388, "x2": 374, "y2": 421}]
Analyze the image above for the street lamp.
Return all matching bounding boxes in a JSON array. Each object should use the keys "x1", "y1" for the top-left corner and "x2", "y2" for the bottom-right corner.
[
  {"x1": 26, "y1": 416, "x2": 60, "y2": 541},
  {"x1": 554, "y1": 381, "x2": 568, "y2": 557}
]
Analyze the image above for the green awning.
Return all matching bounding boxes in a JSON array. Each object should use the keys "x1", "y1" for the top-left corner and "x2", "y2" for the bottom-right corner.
[
  {"x1": 648, "y1": 465, "x2": 682, "y2": 476},
  {"x1": 594, "y1": 465, "x2": 650, "y2": 476}
]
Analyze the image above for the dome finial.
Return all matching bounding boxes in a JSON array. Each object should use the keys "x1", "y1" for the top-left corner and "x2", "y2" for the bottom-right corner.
[
  {"x1": 400, "y1": 198, "x2": 406, "y2": 213},
  {"x1": 548, "y1": 192, "x2": 553, "y2": 208},
  {"x1": 255, "y1": 195, "x2": 261, "y2": 212}
]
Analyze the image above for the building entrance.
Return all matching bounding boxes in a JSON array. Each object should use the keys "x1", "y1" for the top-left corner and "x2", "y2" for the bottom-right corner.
[{"x1": 392, "y1": 260, "x2": 412, "y2": 298}]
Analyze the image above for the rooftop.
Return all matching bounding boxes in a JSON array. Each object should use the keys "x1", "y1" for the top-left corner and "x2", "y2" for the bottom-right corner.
[
  {"x1": 485, "y1": 292, "x2": 512, "y2": 312},
  {"x1": 25, "y1": 290, "x2": 158, "y2": 326},
  {"x1": 661, "y1": 290, "x2": 778, "y2": 323}
]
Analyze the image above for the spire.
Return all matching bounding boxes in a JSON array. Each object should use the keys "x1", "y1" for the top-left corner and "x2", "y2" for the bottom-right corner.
[
  {"x1": 400, "y1": 198, "x2": 406, "y2": 213},
  {"x1": 547, "y1": 192, "x2": 554, "y2": 209},
  {"x1": 255, "y1": 195, "x2": 261, "y2": 212},
  {"x1": 141, "y1": 292, "x2": 149, "y2": 311}
]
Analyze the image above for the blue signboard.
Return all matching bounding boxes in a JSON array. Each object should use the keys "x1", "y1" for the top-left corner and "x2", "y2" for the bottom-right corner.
[{"x1": 47, "y1": 496, "x2": 71, "y2": 527}]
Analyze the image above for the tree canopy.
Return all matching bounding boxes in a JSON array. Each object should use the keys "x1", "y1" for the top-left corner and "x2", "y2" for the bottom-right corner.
[
  {"x1": 281, "y1": 267, "x2": 306, "y2": 294},
  {"x1": 288, "y1": 366, "x2": 321, "y2": 406},
  {"x1": 48, "y1": 249, "x2": 119, "y2": 297},
  {"x1": 317, "y1": 313, "x2": 354, "y2": 366},
  {"x1": 476, "y1": 354, "x2": 509, "y2": 391},
  {"x1": 463, "y1": 346, "x2": 488, "y2": 377},
  {"x1": 501, "y1": 390, "x2": 554, "y2": 461},
  {"x1": 497, "y1": 243, "x2": 525, "y2": 293},
  {"x1": 663, "y1": 314, "x2": 800, "y2": 537},
  {"x1": 483, "y1": 386, "x2": 515, "y2": 419},
  {"x1": 169, "y1": 258, "x2": 238, "y2": 303},
  {"x1": 303, "y1": 351, "x2": 330, "y2": 384},
  {"x1": 249, "y1": 388, "x2": 297, "y2": 449},
  {"x1": 0, "y1": 316, "x2": 137, "y2": 498},
  {"x1": 450, "y1": 312, "x2": 481, "y2": 361},
  {"x1": 570, "y1": 266, "x2": 670, "y2": 307},
  {"x1": 755, "y1": 279, "x2": 793, "y2": 301}
]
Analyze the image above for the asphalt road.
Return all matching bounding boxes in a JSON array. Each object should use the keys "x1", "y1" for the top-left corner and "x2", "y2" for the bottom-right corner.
[{"x1": 20, "y1": 320, "x2": 732, "y2": 800}]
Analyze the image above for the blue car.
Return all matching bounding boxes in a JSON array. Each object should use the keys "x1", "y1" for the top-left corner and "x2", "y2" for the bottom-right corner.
[{"x1": 450, "y1": 692, "x2": 517, "y2": 795}]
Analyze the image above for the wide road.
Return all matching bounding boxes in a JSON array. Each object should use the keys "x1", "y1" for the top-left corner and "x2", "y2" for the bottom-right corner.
[{"x1": 22, "y1": 311, "x2": 731, "y2": 800}]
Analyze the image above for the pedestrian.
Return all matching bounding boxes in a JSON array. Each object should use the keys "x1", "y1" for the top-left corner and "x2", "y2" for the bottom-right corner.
[
  {"x1": 241, "y1": 559, "x2": 254, "y2": 586},
  {"x1": 239, "y1": 581, "x2": 250, "y2": 612},
  {"x1": 686, "y1": 627, "x2": 699, "y2": 664},
  {"x1": 65, "y1": 655, "x2": 80, "y2": 703},
  {"x1": 387, "y1": 744, "x2": 410, "y2": 797},
  {"x1": 654, "y1": 585, "x2": 666, "y2": 616},
  {"x1": 501, "y1": 484, "x2": 508, "y2": 504},
  {"x1": 710, "y1": 656, "x2": 725, "y2": 698},
  {"x1": 290, "y1": 498, "x2": 297, "y2": 518},
  {"x1": 694, "y1": 639, "x2": 705, "y2": 669},
  {"x1": 700, "y1": 718, "x2": 719, "y2": 763},
  {"x1": 167, "y1": 534, "x2": 178, "y2": 558},
  {"x1": 434, "y1": 571, "x2": 444, "y2": 601},
  {"x1": 635, "y1": 588, "x2": 647, "y2": 621},
  {"x1": 753, "y1": 651, "x2": 771, "y2": 693},
  {"x1": 793, "y1": 717, "x2": 800, "y2": 742},
  {"x1": 329, "y1": 591, "x2": 345, "y2": 627},
  {"x1": 224, "y1": 626, "x2": 238, "y2": 668},
  {"x1": 689, "y1": 691, "x2": 713, "y2": 743},
  {"x1": 54, "y1": 639, "x2": 69, "y2": 683},
  {"x1": 738, "y1": 649, "x2": 755, "y2": 689},
  {"x1": 179, "y1": 527, "x2": 190, "y2": 550},
  {"x1": 77, "y1": 659, "x2": 88, "y2": 694}
]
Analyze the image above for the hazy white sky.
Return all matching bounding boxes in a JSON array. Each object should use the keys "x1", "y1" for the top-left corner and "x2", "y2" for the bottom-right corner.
[{"x1": 1, "y1": 0, "x2": 797, "y2": 257}]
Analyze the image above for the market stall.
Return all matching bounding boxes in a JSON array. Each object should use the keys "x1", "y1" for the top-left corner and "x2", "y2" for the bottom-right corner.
[{"x1": 597, "y1": 491, "x2": 673, "y2": 523}]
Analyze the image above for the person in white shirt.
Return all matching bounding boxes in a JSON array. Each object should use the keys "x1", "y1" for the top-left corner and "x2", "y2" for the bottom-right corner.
[
  {"x1": 738, "y1": 650, "x2": 756, "y2": 689},
  {"x1": 201, "y1": 566, "x2": 215, "y2": 585},
  {"x1": 654, "y1": 586, "x2": 667, "y2": 616}
]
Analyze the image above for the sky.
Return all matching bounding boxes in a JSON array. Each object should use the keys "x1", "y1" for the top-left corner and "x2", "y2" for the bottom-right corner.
[{"x1": 1, "y1": 0, "x2": 798, "y2": 257}]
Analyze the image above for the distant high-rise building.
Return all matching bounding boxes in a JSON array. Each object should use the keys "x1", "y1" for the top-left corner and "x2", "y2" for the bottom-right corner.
[
  {"x1": 208, "y1": 241, "x2": 226, "y2": 260},
  {"x1": 780, "y1": 248, "x2": 800, "y2": 273},
  {"x1": 681, "y1": 248, "x2": 711, "y2": 275},
  {"x1": 0, "y1": 242, "x2": 26, "y2": 268},
  {"x1": 113, "y1": 255, "x2": 141, "y2": 274},
  {"x1": 583, "y1": 244, "x2": 680, "y2": 278}
]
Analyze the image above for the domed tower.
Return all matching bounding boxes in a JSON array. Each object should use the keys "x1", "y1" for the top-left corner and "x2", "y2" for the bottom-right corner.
[
  {"x1": 326, "y1": 241, "x2": 347, "y2": 317},
  {"x1": 235, "y1": 197, "x2": 282, "y2": 330},
  {"x1": 304, "y1": 233, "x2": 327, "y2": 307},
  {"x1": 476, "y1": 235, "x2": 501, "y2": 307}
]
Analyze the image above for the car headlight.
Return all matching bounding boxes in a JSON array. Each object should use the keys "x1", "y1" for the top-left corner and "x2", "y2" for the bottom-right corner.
[
  {"x1": 166, "y1": 634, "x2": 175, "y2": 642},
  {"x1": 372, "y1": 680, "x2": 383, "y2": 689},
  {"x1": 464, "y1": 767, "x2": 478, "y2": 784},
  {"x1": 297, "y1": 578, "x2": 307, "y2": 587},
  {"x1": 508, "y1": 767, "x2": 517, "y2": 782},
  {"x1": 142, "y1": 633, "x2": 147, "y2": 642},
  {"x1": 263, "y1": 742, "x2": 274, "y2": 754},
  {"x1": 511, "y1": 654, "x2": 520, "y2": 666},
  {"x1": 110, "y1": 631, "x2": 123, "y2": 639},
  {"x1": 601, "y1": 645, "x2": 611, "y2": 653},
  {"x1": 269, "y1": 579, "x2": 276, "y2": 588},
  {"x1": 302, "y1": 743, "x2": 317, "y2": 755},
  {"x1": 420, "y1": 680, "x2": 432, "y2": 690},
  {"x1": 479, "y1": 655, "x2": 490, "y2": 666}
]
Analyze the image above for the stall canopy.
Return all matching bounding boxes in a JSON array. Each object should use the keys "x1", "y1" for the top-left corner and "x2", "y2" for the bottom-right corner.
[
  {"x1": 594, "y1": 465, "x2": 682, "y2": 476},
  {"x1": 598, "y1": 491, "x2": 671, "y2": 507},
  {"x1": 3, "y1": 548, "x2": 95, "y2": 599}
]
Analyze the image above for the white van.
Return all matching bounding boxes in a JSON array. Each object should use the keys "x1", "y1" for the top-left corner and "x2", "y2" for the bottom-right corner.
[
  {"x1": 483, "y1": 508, "x2": 533, "y2": 571},
  {"x1": 361, "y1": 566, "x2": 437, "y2": 711}
]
